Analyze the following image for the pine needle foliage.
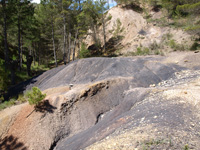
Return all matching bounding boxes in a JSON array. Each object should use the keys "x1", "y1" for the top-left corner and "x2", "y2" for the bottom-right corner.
[{"x1": 25, "y1": 87, "x2": 46, "y2": 106}]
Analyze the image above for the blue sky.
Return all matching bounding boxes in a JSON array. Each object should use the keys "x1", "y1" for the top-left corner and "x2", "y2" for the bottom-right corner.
[
  {"x1": 31, "y1": 0, "x2": 117, "y2": 7},
  {"x1": 107, "y1": 0, "x2": 117, "y2": 8}
]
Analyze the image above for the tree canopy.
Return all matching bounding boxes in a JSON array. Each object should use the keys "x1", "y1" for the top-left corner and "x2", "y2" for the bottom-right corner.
[{"x1": 0, "y1": 0, "x2": 110, "y2": 101}]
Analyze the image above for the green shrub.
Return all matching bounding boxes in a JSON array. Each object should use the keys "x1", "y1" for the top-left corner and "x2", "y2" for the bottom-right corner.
[
  {"x1": 113, "y1": 18, "x2": 124, "y2": 37},
  {"x1": 184, "y1": 144, "x2": 189, "y2": 150},
  {"x1": 136, "y1": 47, "x2": 150, "y2": 55},
  {"x1": 17, "y1": 94, "x2": 27, "y2": 103},
  {"x1": 136, "y1": 47, "x2": 142, "y2": 54},
  {"x1": 25, "y1": 87, "x2": 46, "y2": 106},
  {"x1": 150, "y1": 41, "x2": 160, "y2": 50},
  {"x1": 107, "y1": 14, "x2": 112, "y2": 21},
  {"x1": 162, "y1": 33, "x2": 173, "y2": 41},
  {"x1": 125, "y1": 47, "x2": 151, "y2": 56},
  {"x1": 168, "y1": 39, "x2": 188, "y2": 51},
  {"x1": 190, "y1": 42, "x2": 200, "y2": 50},
  {"x1": 79, "y1": 43, "x2": 91, "y2": 58},
  {"x1": 154, "y1": 50, "x2": 163, "y2": 55},
  {"x1": 169, "y1": 39, "x2": 176, "y2": 49},
  {"x1": 0, "y1": 99, "x2": 16, "y2": 111}
]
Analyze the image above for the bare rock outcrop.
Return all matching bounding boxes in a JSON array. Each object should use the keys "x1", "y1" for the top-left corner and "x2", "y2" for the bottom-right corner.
[
  {"x1": 84, "y1": 5, "x2": 193, "y2": 55},
  {"x1": 0, "y1": 52, "x2": 200, "y2": 150}
]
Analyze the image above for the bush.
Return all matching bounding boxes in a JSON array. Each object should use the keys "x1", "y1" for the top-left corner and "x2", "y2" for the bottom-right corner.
[
  {"x1": 25, "y1": 87, "x2": 46, "y2": 106},
  {"x1": 136, "y1": 47, "x2": 150, "y2": 55},
  {"x1": 190, "y1": 41, "x2": 200, "y2": 50},
  {"x1": 0, "y1": 99, "x2": 16, "y2": 111},
  {"x1": 150, "y1": 41, "x2": 160, "y2": 50},
  {"x1": 125, "y1": 47, "x2": 151, "y2": 56},
  {"x1": 168, "y1": 39, "x2": 188, "y2": 51},
  {"x1": 17, "y1": 94, "x2": 27, "y2": 103},
  {"x1": 79, "y1": 43, "x2": 91, "y2": 58},
  {"x1": 106, "y1": 14, "x2": 112, "y2": 21},
  {"x1": 113, "y1": 18, "x2": 124, "y2": 37},
  {"x1": 169, "y1": 39, "x2": 176, "y2": 49}
]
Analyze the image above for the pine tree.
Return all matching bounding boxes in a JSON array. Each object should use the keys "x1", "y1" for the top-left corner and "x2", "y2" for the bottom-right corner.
[{"x1": 1, "y1": 0, "x2": 10, "y2": 70}]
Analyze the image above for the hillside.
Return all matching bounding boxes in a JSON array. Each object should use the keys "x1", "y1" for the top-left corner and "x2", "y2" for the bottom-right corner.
[
  {"x1": 1, "y1": 0, "x2": 199, "y2": 104},
  {"x1": 84, "y1": 5, "x2": 197, "y2": 56},
  {"x1": 0, "y1": 2, "x2": 200, "y2": 150},
  {"x1": 0, "y1": 51, "x2": 200, "y2": 150}
]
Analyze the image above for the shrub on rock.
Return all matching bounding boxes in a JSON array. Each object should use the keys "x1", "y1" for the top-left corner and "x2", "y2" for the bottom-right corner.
[{"x1": 26, "y1": 87, "x2": 46, "y2": 106}]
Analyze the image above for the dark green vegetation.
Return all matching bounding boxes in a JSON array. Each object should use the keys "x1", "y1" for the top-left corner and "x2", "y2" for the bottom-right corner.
[
  {"x1": 0, "y1": 99, "x2": 15, "y2": 111},
  {"x1": 25, "y1": 87, "x2": 46, "y2": 106},
  {"x1": 0, "y1": 0, "x2": 109, "y2": 102},
  {"x1": 0, "y1": 86, "x2": 45, "y2": 110}
]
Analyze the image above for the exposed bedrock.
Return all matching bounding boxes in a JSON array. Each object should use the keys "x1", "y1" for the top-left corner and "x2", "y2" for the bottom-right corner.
[{"x1": 2, "y1": 55, "x2": 200, "y2": 150}]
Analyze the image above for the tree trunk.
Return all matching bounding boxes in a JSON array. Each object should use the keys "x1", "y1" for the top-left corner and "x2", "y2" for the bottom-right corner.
[
  {"x1": 18, "y1": 14, "x2": 21, "y2": 71},
  {"x1": 72, "y1": 29, "x2": 78, "y2": 61},
  {"x1": 38, "y1": 43, "x2": 40, "y2": 66},
  {"x1": 33, "y1": 43, "x2": 36, "y2": 66},
  {"x1": 63, "y1": 15, "x2": 67, "y2": 65},
  {"x1": 10, "y1": 60, "x2": 17, "y2": 85},
  {"x1": 2, "y1": 0, "x2": 9, "y2": 70},
  {"x1": 77, "y1": 38, "x2": 81, "y2": 58},
  {"x1": 102, "y1": 10, "x2": 106, "y2": 52},
  {"x1": 10, "y1": 68, "x2": 15, "y2": 85},
  {"x1": 52, "y1": 17, "x2": 57, "y2": 67},
  {"x1": 20, "y1": 33, "x2": 23, "y2": 69},
  {"x1": 62, "y1": 1, "x2": 67, "y2": 65},
  {"x1": 67, "y1": 32, "x2": 71, "y2": 63},
  {"x1": 92, "y1": 21, "x2": 97, "y2": 44},
  {"x1": 34, "y1": 44, "x2": 37, "y2": 65},
  {"x1": 29, "y1": 46, "x2": 32, "y2": 55},
  {"x1": 26, "y1": 54, "x2": 33, "y2": 77}
]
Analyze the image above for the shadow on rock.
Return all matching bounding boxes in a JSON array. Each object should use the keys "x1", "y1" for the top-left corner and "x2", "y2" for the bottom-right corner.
[
  {"x1": 0, "y1": 135, "x2": 27, "y2": 150},
  {"x1": 35, "y1": 100, "x2": 57, "y2": 113}
]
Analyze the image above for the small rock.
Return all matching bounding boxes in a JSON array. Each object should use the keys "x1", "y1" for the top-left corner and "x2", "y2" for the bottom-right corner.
[{"x1": 150, "y1": 84, "x2": 156, "y2": 87}]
